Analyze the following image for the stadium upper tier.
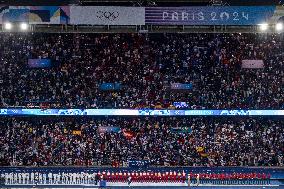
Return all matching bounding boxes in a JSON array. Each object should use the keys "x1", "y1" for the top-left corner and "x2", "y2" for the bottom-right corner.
[{"x1": 0, "y1": 33, "x2": 283, "y2": 109}]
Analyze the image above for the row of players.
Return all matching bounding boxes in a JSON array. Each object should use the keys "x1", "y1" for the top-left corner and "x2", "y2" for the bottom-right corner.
[{"x1": 2, "y1": 171, "x2": 271, "y2": 185}]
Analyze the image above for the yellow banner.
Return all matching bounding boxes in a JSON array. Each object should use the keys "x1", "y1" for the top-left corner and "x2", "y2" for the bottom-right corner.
[{"x1": 72, "y1": 130, "x2": 81, "y2": 135}]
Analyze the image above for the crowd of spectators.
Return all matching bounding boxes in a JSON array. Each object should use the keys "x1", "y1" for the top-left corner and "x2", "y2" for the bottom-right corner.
[
  {"x1": 0, "y1": 33, "x2": 283, "y2": 109},
  {"x1": 0, "y1": 117, "x2": 283, "y2": 167}
]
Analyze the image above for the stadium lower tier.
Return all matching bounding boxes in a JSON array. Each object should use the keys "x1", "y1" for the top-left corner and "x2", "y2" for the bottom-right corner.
[{"x1": 0, "y1": 117, "x2": 283, "y2": 167}]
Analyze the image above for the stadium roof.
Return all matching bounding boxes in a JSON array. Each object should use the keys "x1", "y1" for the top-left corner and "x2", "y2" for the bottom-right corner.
[{"x1": 1, "y1": 0, "x2": 283, "y2": 6}]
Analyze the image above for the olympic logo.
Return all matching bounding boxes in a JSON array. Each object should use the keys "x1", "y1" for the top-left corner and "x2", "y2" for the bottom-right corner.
[{"x1": 96, "y1": 11, "x2": 120, "y2": 21}]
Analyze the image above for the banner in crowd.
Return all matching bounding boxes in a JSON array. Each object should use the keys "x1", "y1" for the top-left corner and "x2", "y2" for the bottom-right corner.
[
  {"x1": 1, "y1": 6, "x2": 70, "y2": 24},
  {"x1": 145, "y1": 6, "x2": 283, "y2": 25},
  {"x1": 70, "y1": 6, "x2": 145, "y2": 25},
  {"x1": 128, "y1": 160, "x2": 150, "y2": 168},
  {"x1": 171, "y1": 127, "x2": 192, "y2": 134},
  {"x1": 28, "y1": 59, "x2": 51, "y2": 68},
  {"x1": 173, "y1": 102, "x2": 189, "y2": 108},
  {"x1": 98, "y1": 126, "x2": 121, "y2": 133},
  {"x1": 242, "y1": 60, "x2": 264, "y2": 69},
  {"x1": 196, "y1": 146, "x2": 208, "y2": 157},
  {"x1": 123, "y1": 129, "x2": 136, "y2": 139},
  {"x1": 171, "y1": 83, "x2": 193, "y2": 90},
  {"x1": 0, "y1": 109, "x2": 283, "y2": 116},
  {"x1": 72, "y1": 130, "x2": 81, "y2": 135},
  {"x1": 99, "y1": 83, "x2": 121, "y2": 91}
]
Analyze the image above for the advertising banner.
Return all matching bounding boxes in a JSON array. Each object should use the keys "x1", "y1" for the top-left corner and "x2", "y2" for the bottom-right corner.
[
  {"x1": 1, "y1": 6, "x2": 284, "y2": 25},
  {"x1": 0, "y1": 109, "x2": 283, "y2": 116},
  {"x1": 70, "y1": 6, "x2": 145, "y2": 25},
  {"x1": 2, "y1": 6, "x2": 70, "y2": 24},
  {"x1": 145, "y1": 6, "x2": 281, "y2": 25}
]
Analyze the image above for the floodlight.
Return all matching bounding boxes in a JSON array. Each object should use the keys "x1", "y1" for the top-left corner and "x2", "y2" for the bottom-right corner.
[
  {"x1": 20, "y1": 22, "x2": 29, "y2": 31},
  {"x1": 4, "y1": 22, "x2": 12, "y2": 30},
  {"x1": 275, "y1": 23, "x2": 283, "y2": 31},
  {"x1": 259, "y1": 23, "x2": 268, "y2": 31}
]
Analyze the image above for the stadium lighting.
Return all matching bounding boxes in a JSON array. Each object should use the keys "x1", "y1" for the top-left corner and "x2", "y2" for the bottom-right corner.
[
  {"x1": 259, "y1": 23, "x2": 268, "y2": 31},
  {"x1": 20, "y1": 22, "x2": 29, "y2": 31},
  {"x1": 275, "y1": 23, "x2": 283, "y2": 31},
  {"x1": 4, "y1": 22, "x2": 12, "y2": 30}
]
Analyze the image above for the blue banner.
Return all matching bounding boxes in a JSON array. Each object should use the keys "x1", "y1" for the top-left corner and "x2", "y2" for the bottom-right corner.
[
  {"x1": 145, "y1": 6, "x2": 278, "y2": 25},
  {"x1": 173, "y1": 102, "x2": 189, "y2": 108},
  {"x1": 98, "y1": 126, "x2": 121, "y2": 133},
  {"x1": 171, "y1": 83, "x2": 192, "y2": 90},
  {"x1": 28, "y1": 59, "x2": 51, "y2": 68},
  {"x1": 3, "y1": 9, "x2": 29, "y2": 22},
  {"x1": 99, "y1": 83, "x2": 121, "y2": 91},
  {"x1": 0, "y1": 109, "x2": 283, "y2": 116},
  {"x1": 2, "y1": 6, "x2": 70, "y2": 24}
]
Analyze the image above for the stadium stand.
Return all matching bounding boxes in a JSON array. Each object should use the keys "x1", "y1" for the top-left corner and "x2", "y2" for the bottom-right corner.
[
  {"x1": 0, "y1": 2, "x2": 284, "y2": 188},
  {"x1": 0, "y1": 33, "x2": 283, "y2": 109},
  {"x1": 0, "y1": 117, "x2": 283, "y2": 167}
]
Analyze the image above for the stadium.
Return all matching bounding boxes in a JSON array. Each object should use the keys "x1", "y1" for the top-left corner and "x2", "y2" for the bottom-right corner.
[{"x1": 0, "y1": 0, "x2": 283, "y2": 188}]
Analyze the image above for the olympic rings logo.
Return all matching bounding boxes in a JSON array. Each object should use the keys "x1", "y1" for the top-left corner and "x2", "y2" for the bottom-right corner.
[{"x1": 96, "y1": 11, "x2": 119, "y2": 21}]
